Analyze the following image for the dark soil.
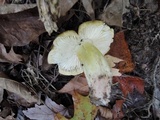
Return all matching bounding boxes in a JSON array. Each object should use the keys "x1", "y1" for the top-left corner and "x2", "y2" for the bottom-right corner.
[{"x1": 123, "y1": 4, "x2": 160, "y2": 119}]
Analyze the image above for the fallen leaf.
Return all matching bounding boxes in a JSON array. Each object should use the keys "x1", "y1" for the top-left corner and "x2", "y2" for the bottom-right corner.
[
  {"x1": 59, "y1": 0, "x2": 78, "y2": 16},
  {"x1": 0, "y1": 107, "x2": 12, "y2": 118},
  {"x1": 113, "y1": 76, "x2": 144, "y2": 97},
  {"x1": 0, "y1": 7, "x2": 45, "y2": 46},
  {"x1": 108, "y1": 31, "x2": 134, "y2": 73},
  {"x1": 23, "y1": 104, "x2": 54, "y2": 120},
  {"x1": 0, "y1": 115, "x2": 15, "y2": 120},
  {"x1": 105, "y1": 55, "x2": 123, "y2": 68},
  {"x1": 58, "y1": 76, "x2": 89, "y2": 95},
  {"x1": 0, "y1": 44, "x2": 22, "y2": 63},
  {"x1": 23, "y1": 97, "x2": 69, "y2": 120},
  {"x1": 98, "y1": 106, "x2": 113, "y2": 120},
  {"x1": 56, "y1": 92, "x2": 98, "y2": 120},
  {"x1": 0, "y1": 0, "x2": 5, "y2": 5},
  {"x1": 105, "y1": 55, "x2": 123, "y2": 76},
  {"x1": 72, "y1": 92, "x2": 98, "y2": 120},
  {"x1": 81, "y1": 0, "x2": 95, "y2": 19},
  {"x1": 99, "y1": 0, "x2": 129, "y2": 26},
  {"x1": 0, "y1": 4, "x2": 36, "y2": 14},
  {"x1": 45, "y1": 97, "x2": 69, "y2": 117},
  {"x1": 0, "y1": 77, "x2": 38, "y2": 103},
  {"x1": 8, "y1": 93, "x2": 33, "y2": 107},
  {"x1": 112, "y1": 100, "x2": 124, "y2": 120}
]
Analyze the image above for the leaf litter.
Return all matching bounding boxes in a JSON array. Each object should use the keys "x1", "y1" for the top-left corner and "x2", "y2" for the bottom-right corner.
[{"x1": 0, "y1": 0, "x2": 159, "y2": 119}]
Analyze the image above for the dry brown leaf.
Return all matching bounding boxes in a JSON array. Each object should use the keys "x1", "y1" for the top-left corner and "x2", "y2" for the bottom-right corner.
[
  {"x1": 0, "y1": 0, "x2": 5, "y2": 5},
  {"x1": 112, "y1": 100, "x2": 124, "y2": 120},
  {"x1": 105, "y1": 55, "x2": 123, "y2": 68},
  {"x1": 81, "y1": 0, "x2": 95, "y2": 19},
  {"x1": 0, "y1": 7, "x2": 45, "y2": 46},
  {"x1": 8, "y1": 93, "x2": 33, "y2": 107},
  {"x1": 108, "y1": 31, "x2": 134, "y2": 73},
  {"x1": 0, "y1": 4, "x2": 36, "y2": 14},
  {"x1": 105, "y1": 55, "x2": 122, "y2": 76},
  {"x1": 0, "y1": 44, "x2": 22, "y2": 63},
  {"x1": 58, "y1": 76, "x2": 89, "y2": 95},
  {"x1": 113, "y1": 76, "x2": 144, "y2": 97},
  {"x1": 0, "y1": 115, "x2": 15, "y2": 120},
  {"x1": 99, "y1": 0, "x2": 129, "y2": 26},
  {"x1": 59, "y1": 0, "x2": 78, "y2": 16},
  {"x1": 0, "y1": 77, "x2": 38, "y2": 103},
  {"x1": 98, "y1": 106, "x2": 113, "y2": 120}
]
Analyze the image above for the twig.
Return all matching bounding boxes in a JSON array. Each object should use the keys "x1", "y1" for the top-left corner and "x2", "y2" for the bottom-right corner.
[{"x1": 152, "y1": 57, "x2": 160, "y2": 118}]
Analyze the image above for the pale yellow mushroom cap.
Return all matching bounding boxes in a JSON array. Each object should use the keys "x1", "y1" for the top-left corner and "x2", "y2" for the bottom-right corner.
[
  {"x1": 48, "y1": 20, "x2": 114, "y2": 75},
  {"x1": 78, "y1": 21, "x2": 114, "y2": 55}
]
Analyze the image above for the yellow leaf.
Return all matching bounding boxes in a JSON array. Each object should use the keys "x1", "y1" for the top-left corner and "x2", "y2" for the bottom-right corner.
[
  {"x1": 55, "y1": 92, "x2": 98, "y2": 120},
  {"x1": 71, "y1": 92, "x2": 97, "y2": 120}
]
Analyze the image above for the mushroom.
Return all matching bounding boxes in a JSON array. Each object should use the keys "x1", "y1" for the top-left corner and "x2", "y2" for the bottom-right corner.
[
  {"x1": 77, "y1": 42, "x2": 112, "y2": 105},
  {"x1": 48, "y1": 20, "x2": 116, "y2": 106},
  {"x1": 48, "y1": 20, "x2": 114, "y2": 75}
]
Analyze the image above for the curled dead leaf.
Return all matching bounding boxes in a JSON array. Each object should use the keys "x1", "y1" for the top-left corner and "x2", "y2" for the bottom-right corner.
[
  {"x1": 105, "y1": 55, "x2": 123, "y2": 76},
  {"x1": 0, "y1": 44, "x2": 22, "y2": 63},
  {"x1": 0, "y1": 77, "x2": 38, "y2": 103},
  {"x1": 108, "y1": 31, "x2": 134, "y2": 73},
  {"x1": 58, "y1": 76, "x2": 89, "y2": 95},
  {"x1": 98, "y1": 106, "x2": 113, "y2": 120}
]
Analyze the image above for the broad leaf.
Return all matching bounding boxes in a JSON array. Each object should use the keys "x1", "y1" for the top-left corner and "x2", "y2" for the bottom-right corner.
[
  {"x1": 113, "y1": 76, "x2": 144, "y2": 97},
  {"x1": 108, "y1": 31, "x2": 134, "y2": 73}
]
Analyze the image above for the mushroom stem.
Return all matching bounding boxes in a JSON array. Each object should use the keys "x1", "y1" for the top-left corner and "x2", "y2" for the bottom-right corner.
[{"x1": 77, "y1": 42, "x2": 112, "y2": 106}]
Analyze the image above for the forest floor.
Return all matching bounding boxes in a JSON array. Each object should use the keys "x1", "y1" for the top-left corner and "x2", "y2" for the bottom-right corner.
[{"x1": 0, "y1": 0, "x2": 160, "y2": 120}]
